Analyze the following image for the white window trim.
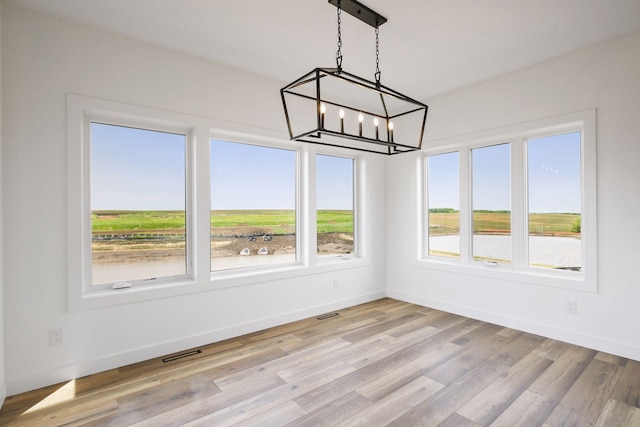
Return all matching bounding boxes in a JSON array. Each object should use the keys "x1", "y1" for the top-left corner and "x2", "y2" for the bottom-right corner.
[
  {"x1": 314, "y1": 149, "x2": 361, "y2": 265},
  {"x1": 67, "y1": 95, "x2": 369, "y2": 311},
  {"x1": 417, "y1": 109, "x2": 597, "y2": 292}
]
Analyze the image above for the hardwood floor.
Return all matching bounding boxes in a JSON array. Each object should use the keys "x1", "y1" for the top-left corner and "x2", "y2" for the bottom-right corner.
[{"x1": 2, "y1": 298, "x2": 640, "y2": 426}]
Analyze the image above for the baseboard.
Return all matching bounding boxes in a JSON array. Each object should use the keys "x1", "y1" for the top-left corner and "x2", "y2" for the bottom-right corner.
[
  {"x1": 387, "y1": 289, "x2": 640, "y2": 362},
  {"x1": 7, "y1": 290, "x2": 386, "y2": 396}
]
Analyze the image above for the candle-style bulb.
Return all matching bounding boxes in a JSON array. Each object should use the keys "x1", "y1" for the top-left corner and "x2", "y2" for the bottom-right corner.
[
  {"x1": 358, "y1": 113, "x2": 364, "y2": 136},
  {"x1": 339, "y1": 109, "x2": 345, "y2": 133},
  {"x1": 388, "y1": 121, "x2": 394, "y2": 142},
  {"x1": 320, "y1": 103, "x2": 326, "y2": 129},
  {"x1": 373, "y1": 118, "x2": 379, "y2": 140},
  {"x1": 358, "y1": 113, "x2": 364, "y2": 123},
  {"x1": 339, "y1": 109, "x2": 345, "y2": 119}
]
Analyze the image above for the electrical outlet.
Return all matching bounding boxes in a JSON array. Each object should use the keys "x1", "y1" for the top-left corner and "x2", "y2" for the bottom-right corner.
[
  {"x1": 49, "y1": 328, "x2": 63, "y2": 346},
  {"x1": 566, "y1": 300, "x2": 577, "y2": 315}
]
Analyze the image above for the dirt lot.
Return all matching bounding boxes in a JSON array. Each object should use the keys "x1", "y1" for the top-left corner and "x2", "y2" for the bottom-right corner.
[{"x1": 92, "y1": 233, "x2": 354, "y2": 264}]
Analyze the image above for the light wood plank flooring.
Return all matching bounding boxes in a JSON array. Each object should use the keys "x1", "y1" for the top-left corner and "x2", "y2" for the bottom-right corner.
[{"x1": 1, "y1": 298, "x2": 640, "y2": 426}]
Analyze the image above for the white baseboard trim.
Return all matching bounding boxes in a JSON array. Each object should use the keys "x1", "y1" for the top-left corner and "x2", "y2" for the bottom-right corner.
[
  {"x1": 387, "y1": 289, "x2": 640, "y2": 362},
  {"x1": 8, "y1": 291, "x2": 386, "y2": 396}
]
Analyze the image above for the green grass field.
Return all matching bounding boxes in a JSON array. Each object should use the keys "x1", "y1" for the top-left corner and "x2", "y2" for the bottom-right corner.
[
  {"x1": 428, "y1": 211, "x2": 580, "y2": 236},
  {"x1": 92, "y1": 210, "x2": 353, "y2": 235}
]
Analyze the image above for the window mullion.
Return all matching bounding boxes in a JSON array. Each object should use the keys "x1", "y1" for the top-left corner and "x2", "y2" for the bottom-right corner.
[
  {"x1": 302, "y1": 145, "x2": 316, "y2": 266},
  {"x1": 195, "y1": 126, "x2": 210, "y2": 280},
  {"x1": 459, "y1": 147, "x2": 471, "y2": 263},
  {"x1": 511, "y1": 137, "x2": 526, "y2": 270}
]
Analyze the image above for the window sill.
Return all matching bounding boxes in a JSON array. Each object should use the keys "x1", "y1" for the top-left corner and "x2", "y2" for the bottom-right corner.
[
  {"x1": 412, "y1": 258, "x2": 596, "y2": 293},
  {"x1": 210, "y1": 257, "x2": 369, "y2": 289},
  {"x1": 70, "y1": 257, "x2": 371, "y2": 311}
]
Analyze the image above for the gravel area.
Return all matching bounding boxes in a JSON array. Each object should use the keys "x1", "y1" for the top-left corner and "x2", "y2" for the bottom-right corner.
[{"x1": 429, "y1": 234, "x2": 581, "y2": 268}]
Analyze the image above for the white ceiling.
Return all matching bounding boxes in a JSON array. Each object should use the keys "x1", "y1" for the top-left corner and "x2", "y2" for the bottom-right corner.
[{"x1": 6, "y1": 0, "x2": 640, "y2": 99}]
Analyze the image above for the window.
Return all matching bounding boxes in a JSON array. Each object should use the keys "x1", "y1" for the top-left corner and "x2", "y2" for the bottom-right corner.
[
  {"x1": 471, "y1": 143, "x2": 511, "y2": 263},
  {"x1": 426, "y1": 152, "x2": 460, "y2": 258},
  {"x1": 422, "y1": 110, "x2": 596, "y2": 291},
  {"x1": 90, "y1": 122, "x2": 189, "y2": 286},
  {"x1": 210, "y1": 140, "x2": 297, "y2": 271},
  {"x1": 68, "y1": 95, "x2": 368, "y2": 310},
  {"x1": 527, "y1": 132, "x2": 581, "y2": 271},
  {"x1": 316, "y1": 154, "x2": 355, "y2": 257}
]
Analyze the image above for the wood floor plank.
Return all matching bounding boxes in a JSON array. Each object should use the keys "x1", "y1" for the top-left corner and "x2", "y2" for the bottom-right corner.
[
  {"x1": 354, "y1": 342, "x2": 456, "y2": 402},
  {"x1": 387, "y1": 360, "x2": 510, "y2": 427},
  {"x1": 231, "y1": 401, "x2": 308, "y2": 427},
  {"x1": 340, "y1": 311, "x2": 425, "y2": 343},
  {"x1": 159, "y1": 346, "x2": 288, "y2": 383},
  {"x1": 457, "y1": 353, "x2": 553, "y2": 425},
  {"x1": 384, "y1": 309, "x2": 450, "y2": 338},
  {"x1": 532, "y1": 338, "x2": 572, "y2": 361},
  {"x1": 278, "y1": 335, "x2": 394, "y2": 383},
  {"x1": 427, "y1": 329, "x2": 514, "y2": 386},
  {"x1": 342, "y1": 325, "x2": 440, "y2": 370},
  {"x1": 596, "y1": 352, "x2": 629, "y2": 367},
  {"x1": 338, "y1": 376, "x2": 443, "y2": 426},
  {"x1": 150, "y1": 357, "x2": 355, "y2": 426},
  {"x1": 0, "y1": 375, "x2": 161, "y2": 426},
  {"x1": 93, "y1": 373, "x2": 222, "y2": 426},
  {"x1": 545, "y1": 358, "x2": 624, "y2": 427},
  {"x1": 609, "y1": 359, "x2": 640, "y2": 408},
  {"x1": 283, "y1": 391, "x2": 372, "y2": 427},
  {"x1": 490, "y1": 331, "x2": 547, "y2": 367},
  {"x1": 438, "y1": 412, "x2": 483, "y2": 427},
  {"x1": 293, "y1": 318, "x2": 479, "y2": 412},
  {"x1": 489, "y1": 390, "x2": 558, "y2": 427},
  {"x1": 594, "y1": 399, "x2": 640, "y2": 427},
  {"x1": 1, "y1": 298, "x2": 639, "y2": 427},
  {"x1": 528, "y1": 345, "x2": 596, "y2": 401},
  {"x1": 216, "y1": 338, "x2": 351, "y2": 390},
  {"x1": 120, "y1": 374, "x2": 287, "y2": 427}
]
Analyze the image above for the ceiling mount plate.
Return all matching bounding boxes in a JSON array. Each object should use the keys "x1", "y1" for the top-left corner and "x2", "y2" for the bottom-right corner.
[{"x1": 328, "y1": 0, "x2": 387, "y2": 28}]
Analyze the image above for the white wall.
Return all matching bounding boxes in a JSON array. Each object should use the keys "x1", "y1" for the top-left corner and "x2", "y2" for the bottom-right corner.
[
  {"x1": 387, "y1": 31, "x2": 640, "y2": 360},
  {"x1": 1, "y1": 5, "x2": 386, "y2": 395},
  {"x1": 0, "y1": 0, "x2": 6, "y2": 407}
]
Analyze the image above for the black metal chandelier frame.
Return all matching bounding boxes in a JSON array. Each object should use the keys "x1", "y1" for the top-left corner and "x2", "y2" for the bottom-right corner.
[{"x1": 280, "y1": 0, "x2": 428, "y2": 155}]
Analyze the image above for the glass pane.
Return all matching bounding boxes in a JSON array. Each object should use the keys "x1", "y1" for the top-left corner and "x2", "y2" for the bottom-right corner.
[
  {"x1": 472, "y1": 143, "x2": 511, "y2": 263},
  {"x1": 210, "y1": 140, "x2": 296, "y2": 271},
  {"x1": 91, "y1": 123, "x2": 187, "y2": 285},
  {"x1": 527, "y1": 132, "x2": 581, "y2": 271},
  {"x1": 427, "y1": 152, "x2": 460, "y2": 258},
  {"x1": 317, "y1": 155, "x2": 354, "y2": 256}
]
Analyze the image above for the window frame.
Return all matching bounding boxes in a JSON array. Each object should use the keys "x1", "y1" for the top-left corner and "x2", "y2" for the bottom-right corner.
[
  {"x1": 208, "y1": 137, "x2": 301, "y2": 274},
  {"x1": 68, "y1": 95, "x2": 369, "y2": 311},
  {"x1": 87, "y1": 120, "x2": 194, "y2": 288},
  {"x1": 418, "y1": 109, "x2": 597, "y2": 292},
  {"x1": 315, "y1": 152, "x2": 359, "y2": 262},
  {"x1": 425, "y1": 150, "x2": 461, "y2": 259}
]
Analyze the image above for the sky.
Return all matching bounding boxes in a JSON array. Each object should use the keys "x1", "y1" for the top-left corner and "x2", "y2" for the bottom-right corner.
[
  {"x1": 91, "y1": 123, "x2": 186, "y2": 211},
  {"x1": 92, "y1": 123, "x2": 579, "y2": 214},
  {"x1": 316, "y1": 154, "x2": 354, "y2": 210},
  {"x1": 91, "y1": 124, "x2": 353, "y2": 211},
  {"x1": 428, "y1": 131, "x2": 581, "y2": 214}
]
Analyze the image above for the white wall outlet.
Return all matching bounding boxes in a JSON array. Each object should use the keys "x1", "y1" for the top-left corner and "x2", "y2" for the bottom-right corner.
[
  {"x1": 333, "y1": 279, "x2": 339, "y2": 289},
  {"x1": 49, "y1": 328, "x2": 63, "y2": 346},
  {"x1": 566, "y1": 300, "x2": 577, "y2": 315}
]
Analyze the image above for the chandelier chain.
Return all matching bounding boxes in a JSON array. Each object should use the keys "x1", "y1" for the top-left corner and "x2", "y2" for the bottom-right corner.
[
  {"x1": 375, "y1": 26, "x2": 381, "y2": 85},
  {"x1": 336, "y1": 3, "x2": 343, "y2": 69}
]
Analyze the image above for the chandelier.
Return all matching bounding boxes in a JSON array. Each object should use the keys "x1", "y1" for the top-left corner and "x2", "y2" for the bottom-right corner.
[{"x1": 280, "y1": 0, "x2": 428, "y2": 155}]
